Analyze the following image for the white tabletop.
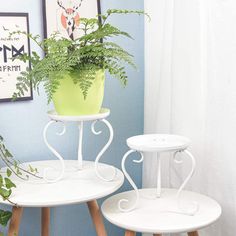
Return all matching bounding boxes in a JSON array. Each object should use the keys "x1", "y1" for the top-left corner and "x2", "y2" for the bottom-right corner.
[
  {"x1": 47, "y1": 108, "x2": 110, "y2": 122},
  {"x1": 127, "y1": 134, "x2": 191, "y2": 152},
  {"x1": 102, "y1": 188, "x2": 221, "y2": 234},
  {"x1": 0, "y1": 160, "x2": 124, "y2": 207}
]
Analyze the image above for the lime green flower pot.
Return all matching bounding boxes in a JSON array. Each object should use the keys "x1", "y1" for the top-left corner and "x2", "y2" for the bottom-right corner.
[{"x1": 52, "y1": 70, "x2": 105, "y2": 116}]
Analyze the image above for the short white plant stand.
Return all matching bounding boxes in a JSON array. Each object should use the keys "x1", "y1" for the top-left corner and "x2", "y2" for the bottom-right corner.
[
  {"x1": 101, "y1": 134, "x2": 222, "y2": 236},
  {"x1": 43, "y1": 108, "x2": 116, "y2": 182}
]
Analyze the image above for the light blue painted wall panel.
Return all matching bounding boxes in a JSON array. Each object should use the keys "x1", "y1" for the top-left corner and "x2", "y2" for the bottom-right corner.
[{"x1": 0, "y1": 0, "x2": 144, "y2": 235}]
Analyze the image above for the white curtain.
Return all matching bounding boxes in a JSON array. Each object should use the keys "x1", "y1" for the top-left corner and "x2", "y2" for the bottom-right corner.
[{"x1": 144, "y1": 0, "x2": 236, "y2": 235}]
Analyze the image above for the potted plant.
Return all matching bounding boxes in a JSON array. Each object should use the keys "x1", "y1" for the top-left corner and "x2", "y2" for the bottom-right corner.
[
  {"x1": 0, "y1": 135, "x2": 40, "y2": 234},
  {"x1": 12, "y1": 9, "x2": 147, "y2": 116}
]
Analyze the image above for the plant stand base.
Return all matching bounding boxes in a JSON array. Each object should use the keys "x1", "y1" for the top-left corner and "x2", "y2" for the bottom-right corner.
[
  {"x1": 4, "y1": 160, "x2": 123, "y2": 236},
  {"x1": 102, "y1": 188, "x2": 221, "y2": 236}
]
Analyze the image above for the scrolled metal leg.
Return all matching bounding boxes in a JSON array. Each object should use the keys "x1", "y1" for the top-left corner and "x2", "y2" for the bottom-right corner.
[
  {"x1": 43, "y1": 120, "x2": 65, "y2": 183},
  {"x1": 172, "y1": 149, "x2": 199, "y2": 216},
  {"x1": 118, "y1": 150, "x2": 144, "y2": 212},
  {"x1": 78, "y1": 121, "x2": 84, "y2": 170},
  {"x1": 156, "y1": 154, "x2": 162, "y2": 198},
  {"x1": 92, "y1": 119, "x2": 117, "y2": 181},
  {"x1": 175, "y1": 150, "x2": 196, "y2": 197}
]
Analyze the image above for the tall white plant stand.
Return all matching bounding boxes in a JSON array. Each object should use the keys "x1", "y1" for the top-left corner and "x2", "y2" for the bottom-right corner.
[{"x1": 43, "y1": 108, "x2": 116, "y2": 182}]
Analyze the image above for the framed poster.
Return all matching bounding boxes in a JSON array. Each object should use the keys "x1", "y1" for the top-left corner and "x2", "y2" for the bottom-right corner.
[
  {"x1": 42, "y1": 0, "x2": 101, "y2": 40},
  {"x1": 0, "y1": 13, "x2": 32, "y2": 102}
]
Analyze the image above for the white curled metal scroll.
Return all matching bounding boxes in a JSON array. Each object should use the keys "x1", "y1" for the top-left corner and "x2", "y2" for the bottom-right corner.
[
  {"x1": 43, "y1": 120, "x2": 66, "y2": 183},
  {"x1": 118, "y1": 150, "x2": 144, "y2": 212},
  {"x1": 156, "y1": 154, "x2": 162, "y2": 198},
  {"x1": 77, "y1": 121, "x2": 84, "y2": 170},
  {"x1": 172, "y1": 149, "x2": 199, "y2": 216},
  {"x1": 91, "y1": 119, "x2": 117, "y2": 181}
]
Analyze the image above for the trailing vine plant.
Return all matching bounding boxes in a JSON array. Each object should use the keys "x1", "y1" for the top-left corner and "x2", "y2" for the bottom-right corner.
[
  {"x1": 0, "y1": 135, "x2": 41, "y2": 233},
  {"x1": 11, "y1": 9, "x2": 149, "y2": 103}
]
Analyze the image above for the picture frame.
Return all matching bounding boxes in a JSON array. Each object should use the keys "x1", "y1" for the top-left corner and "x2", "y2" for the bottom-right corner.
[
  {"x1": 0, "y1": 13, "x2": 32, "y2": 102},
  {"x1": 42, "y1": 0, "x2": 101, "y2": 40}
]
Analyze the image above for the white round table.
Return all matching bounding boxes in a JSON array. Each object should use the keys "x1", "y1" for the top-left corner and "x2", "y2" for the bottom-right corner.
[
  {"x1": 1, "y1": 160, "x2": 124, "y2": 236},
  {"x1": 102, "y1": 188, "x2": 222, "y2": 236}
]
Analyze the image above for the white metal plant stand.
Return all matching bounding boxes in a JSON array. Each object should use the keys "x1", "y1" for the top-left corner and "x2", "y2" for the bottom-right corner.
[
  {"x1": 118, "y1": 134, "x2": 198, "y2": 215},
  {"x1": 43, "y1": 108, "x2": 116, "y2": 183},
  {"x1": 101, "y1": 134, "x2": 222, "y2": 236}
]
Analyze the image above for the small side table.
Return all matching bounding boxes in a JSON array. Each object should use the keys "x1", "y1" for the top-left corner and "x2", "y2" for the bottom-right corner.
[
  {"x1": 0, "y1": 160, "x2": 124, "y2": 236},
  {"x1": 102, "y1": 188, "x2": 221, "y2": 235},
  {"x1": 101, "y1": 134, "x2": 222, "y2": 235}
]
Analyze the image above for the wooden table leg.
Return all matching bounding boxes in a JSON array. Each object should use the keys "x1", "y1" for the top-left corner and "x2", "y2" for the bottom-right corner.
[
  {"x1": 8, "y1": 206, "x2": 23, "y2": 236},
  {"x1": 188, "y1": 231, "x2": 199, "y2": 236},
  {"x1": 125, "y1": 230, "x2": 136, "y2": 236},
  {"x1": 41, "y1": 207, "x2": 50, "y2": 236},
  {"x1": 87, "y1": 200, "x2": 107, "y2": 236}
]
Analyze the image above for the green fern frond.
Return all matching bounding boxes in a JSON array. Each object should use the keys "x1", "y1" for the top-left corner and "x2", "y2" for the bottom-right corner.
[{"x1": 12, "y1": 9, "x2": 146, "y2": 102}]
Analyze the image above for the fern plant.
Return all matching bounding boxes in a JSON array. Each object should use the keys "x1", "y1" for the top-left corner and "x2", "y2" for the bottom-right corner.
[
  {"x1": 12, "y1": 9, "x2": 148, "y2": 103},
  {"x1": 0, "y1": 135, "x2": 41, "y2": 233}
]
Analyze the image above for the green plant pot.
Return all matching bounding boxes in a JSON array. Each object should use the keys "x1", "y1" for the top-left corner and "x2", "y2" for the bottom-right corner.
[{"x1": 52, "y1": 70, "x2": 105, "y2": 116}]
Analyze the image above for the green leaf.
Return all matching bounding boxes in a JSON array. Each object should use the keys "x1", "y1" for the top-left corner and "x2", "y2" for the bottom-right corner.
[
  {"x1": 0, "y1": 187, "x2": 12, "y2": 199},
  {"x1": 11, "y1": 9, "x2": 146, "y2": 102},
  {"x1": 5, "y1": 149, "x2": 13, "y2": 158},
  {"x1": 4, "y1": 178, "x2": 16, "y2": 189},
  {"x1": 7, "y1": 169, "x2": 12, "y2": 178},
  {"x1": 16, "y1": 169, "x2": 22, "y2": 176},
  {"x1": 0, "y1": 176, "x2": 3, "y2": 187},
  {"x1": 28, "y1": 165, "x2": 38, "y2": 175},
  {"x1": 0, "y1": 209, "x2": 12, "y2": 227}
]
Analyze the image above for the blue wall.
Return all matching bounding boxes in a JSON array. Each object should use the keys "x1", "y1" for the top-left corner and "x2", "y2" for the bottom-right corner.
[{"x1": 0, "y1": 0, "x2": 144, "y2": 235}]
